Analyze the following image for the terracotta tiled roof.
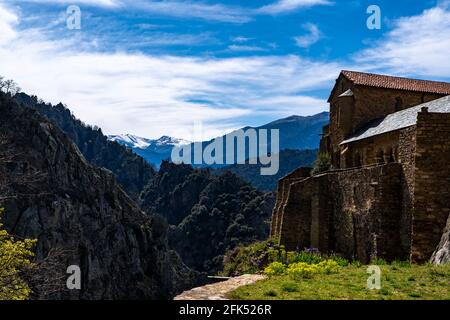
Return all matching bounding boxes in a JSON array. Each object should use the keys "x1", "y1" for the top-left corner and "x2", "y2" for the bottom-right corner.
[{"x1": 342, "y1": 70, "x2": 450, "y2": 95}]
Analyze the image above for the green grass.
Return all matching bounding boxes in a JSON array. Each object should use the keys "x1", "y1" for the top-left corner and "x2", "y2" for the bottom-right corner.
[{"x1": 227, "y1": 264, "x2": 450, "y2": 300}]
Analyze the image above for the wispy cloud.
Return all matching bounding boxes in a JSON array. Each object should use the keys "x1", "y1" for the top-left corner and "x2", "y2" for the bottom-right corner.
[
  {"x1": 16, "y1": 0, "x2": 121, "y2": 7},
  {"x1": 128, "y1": 0, "x2": 251, "y2": 24},
  {"x1": 356, "y1": 3, "x2": 450, "y2": 78},
  {"x1": 258, "y1": 0, "x2": 332, "y2": 15},
  {"x1": 294, "y1": 23, "x2": 322, "y2": 48},
  {"x1": 0, "y1": 2, "x2": 337, "y2": 139},
  {"x1": 231, "y1": 36, "x2": 253, "y2": 43},
  {"x1": 13, "y1": 0, "x2": 334, "y2": 24},
  {"x1": 128, "y1": 32, "x2": 217, "y2": 47},
  {"x1": 0, "y1": 3, "x2": 18, "y2": 43},
  {"x1": 227, "y1": 45, "x2": 267, "y2": 52}
]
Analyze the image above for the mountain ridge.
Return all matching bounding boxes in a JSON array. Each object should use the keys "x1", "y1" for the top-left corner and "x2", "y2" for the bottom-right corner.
[
  {"x1": 14, "y1": 93, "x2": 156, "y2": 200},
  {"x1": 109, "y1": 112, "x2": 329, "y2": 168}
]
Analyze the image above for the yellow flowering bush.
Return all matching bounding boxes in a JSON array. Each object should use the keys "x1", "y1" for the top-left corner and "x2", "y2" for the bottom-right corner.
[
  {"x1": 317, "y1": 260, "x2": 340, "y2": 274},
  {"x1": 0, "y1": 208, "x2": 37, "y2": 300},
  {"x1": 287, "y1": 262, "x2": 320, "y2": 279},
  {"x1": 264, "y1": 262, "x2": 286, "y2": 276},
  {"x1": 286, "y1": 260, "x2": 341, "y2": 279}
]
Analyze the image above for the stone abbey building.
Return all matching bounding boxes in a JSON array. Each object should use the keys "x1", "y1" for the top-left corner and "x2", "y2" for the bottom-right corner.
[{"x1": 271, "y1": 71, "x2": 450, "y2": 263}]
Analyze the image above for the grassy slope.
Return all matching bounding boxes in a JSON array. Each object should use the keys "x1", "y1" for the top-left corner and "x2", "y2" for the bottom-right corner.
[{"x1": 227, "y1": 264, "x2": 450, "y2": 300}]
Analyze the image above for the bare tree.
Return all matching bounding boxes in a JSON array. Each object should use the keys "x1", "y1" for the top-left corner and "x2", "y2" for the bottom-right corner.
[{"x1": 3, "y1": 79, "x2": 20, "y2": 96}]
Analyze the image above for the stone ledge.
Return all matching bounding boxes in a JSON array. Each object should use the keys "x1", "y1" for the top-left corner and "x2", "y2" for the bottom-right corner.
[{"x1": 174, "y1": 274, "x2": 266, "y2": 300}]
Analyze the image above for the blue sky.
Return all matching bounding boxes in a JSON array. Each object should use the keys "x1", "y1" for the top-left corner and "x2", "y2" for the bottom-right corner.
[{"x1": 0, "y1": 0, "x2": 449, "y2": 139}]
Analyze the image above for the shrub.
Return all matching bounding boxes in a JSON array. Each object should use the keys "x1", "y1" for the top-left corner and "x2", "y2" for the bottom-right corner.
[
  {"x1": 287, "y1": 262, "x2": 320, "y2": 279},
  {"x1": 312, "y1": 153, "x2": 332, "y2": 175},
  {"x1": 0, "y1": 208, "x2": 36, "y2": 300},
  {"x1": 264, "y1": 262, "x2": 286, "y2": 276},
  {"x1": 317, "y1": 260, "x2": 340, "y2": 274},
  {"x1": 329, "y1": 254, "x2": 349, "y2": 267},
  {"x1": 286, "y1": 259, "x2": 340, "y2": 279},
  {"x1": 286, "y1": 250, "x2": 324, "y2": 265},
  {"x1": 222, "y1": 239, "x2": 287, "y2": 276},
  {"x1": 351, "y1": 260, "x2": 362, "y2": 268}
]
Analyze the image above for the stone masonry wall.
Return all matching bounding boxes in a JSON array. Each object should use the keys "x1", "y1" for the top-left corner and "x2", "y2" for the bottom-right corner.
[
  {"x1": 272, "y1": 163, "x2": 405, "y2": 262},
  {"x1": 412, "y1": 110, "x2": 450, "y2": 262},
  {"x1": 270, "y1": 167, "x2": 311, "y2": 239},
  {"x1": 397, "y1": 126, "x2": 417, "y2": 259},
  {"x1": 352, "y1": 86, "x2": 442, "y2": 136}
]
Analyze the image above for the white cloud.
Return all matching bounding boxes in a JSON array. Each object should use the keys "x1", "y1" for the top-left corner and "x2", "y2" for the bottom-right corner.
[
  {"x1": 12, "y1": 0, "x2": 334, "y2": 24},
  {"x1": 258, "y1": 0, "x2": 332, "y2": 15},
  {"x1": 231, "y1": 36, "x2": 252, "y2": 43},
  {"x1": 0, "y1": 2, "x2": 337, "y2": 140},
  {"x1": 12, "y1": 0, "x2": 250, "y2": 23},
  {"x1": 294, "y1": 23, "x2": 321, "y2": 48},
  {"x1": 16, "y1": 0, "x2": 121, "y2": 7},
  {"x1": 356, "y1": 4, "x2": 450, "y2": 78},
  {"x1": 227, "y1": 45, "x2": 266, "y2": 52},
  {"x1": 0, "y1": 4, "x2": 19, "y2": 44},
  {"x1": 130, "y1": 0, "x2": 251, "y2": 24}
]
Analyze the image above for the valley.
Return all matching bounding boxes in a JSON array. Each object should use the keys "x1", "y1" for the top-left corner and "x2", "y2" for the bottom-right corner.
[{"x1": 2, "y1": 89, "x2": 323, "y2": 298}]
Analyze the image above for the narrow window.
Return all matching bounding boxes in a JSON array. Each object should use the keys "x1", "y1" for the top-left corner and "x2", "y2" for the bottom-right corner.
[{"x1": 395, "y1": 97, "x2": 403, "y2": 112}]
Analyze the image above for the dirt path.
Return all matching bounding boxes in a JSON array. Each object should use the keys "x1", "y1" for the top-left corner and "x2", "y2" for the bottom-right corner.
[{"x1": 174, "y1": 274, "x2": 266, "y2": 300}]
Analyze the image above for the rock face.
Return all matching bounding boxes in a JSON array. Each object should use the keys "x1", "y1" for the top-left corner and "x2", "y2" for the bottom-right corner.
[
  {"x1": 0, "y1": 93, "x2": 194, "y2": 299},
  {"x1": 14, "y1": 93, "x2": 156, "y2": 200},
  {"x1": 431, "y1": 214, "x2": 450, "y2": 264}
]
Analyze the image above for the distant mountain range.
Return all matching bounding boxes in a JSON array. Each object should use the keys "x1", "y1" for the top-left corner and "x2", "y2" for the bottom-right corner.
[
  {"x1": 108, "y1": 112, "x2": 329, "y2": 169},
  {"x1": 108, "y1": 134, "x2": 190, "y2": 168}
]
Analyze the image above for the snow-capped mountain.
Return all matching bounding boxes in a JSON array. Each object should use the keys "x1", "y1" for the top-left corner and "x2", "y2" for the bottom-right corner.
[
  {"x1": 108, "y1": 134, "x2": 190, "y2": 168},
  {"x1": 108, "y1": 134, "x2": 153, "y2": 149},
  {"x1": 109, "y1": 134, "x2": 189, "y2": 150}
]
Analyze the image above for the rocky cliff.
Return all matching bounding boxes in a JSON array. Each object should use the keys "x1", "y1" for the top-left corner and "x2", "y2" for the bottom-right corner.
[
  {"x1": 0, "y1": 93, "x2": 195, "y2": 299},
  {"x1": 14, "y1": 93, "x2": 155, "y2": 200},
  {"x1": 431, "y1": 214, "x2": 450, "y2": 264}
]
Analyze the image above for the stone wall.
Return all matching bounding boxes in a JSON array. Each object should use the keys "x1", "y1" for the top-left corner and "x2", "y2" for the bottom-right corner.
[
  {"x1": 341, "y1": 131, "x2": 400, "y2": 168},
  {"x1": 272, "y1": 163, "x2": 405, "y2": 262},
  {"x1": 270, "y1": 167, "x2": 311, "y2": 239},
  {"x1": 397, "y1": 126, "x2": 417, "y2": 259},
  {"x1": 352, "y1": 86, "x2": 442, "y2": 136},
  {"x1": 411, "y1": 110, "x2": 450, "y2": 262}
]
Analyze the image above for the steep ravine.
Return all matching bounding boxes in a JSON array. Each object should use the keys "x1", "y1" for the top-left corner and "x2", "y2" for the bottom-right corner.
[{"x1": 0, "y1": 93, "x2": 196, "y2": 299}]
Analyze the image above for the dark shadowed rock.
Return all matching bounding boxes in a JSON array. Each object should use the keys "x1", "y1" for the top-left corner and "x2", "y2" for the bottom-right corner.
[{"x1": 0, "y1": 93, "x2": 196, "y2": 299}]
